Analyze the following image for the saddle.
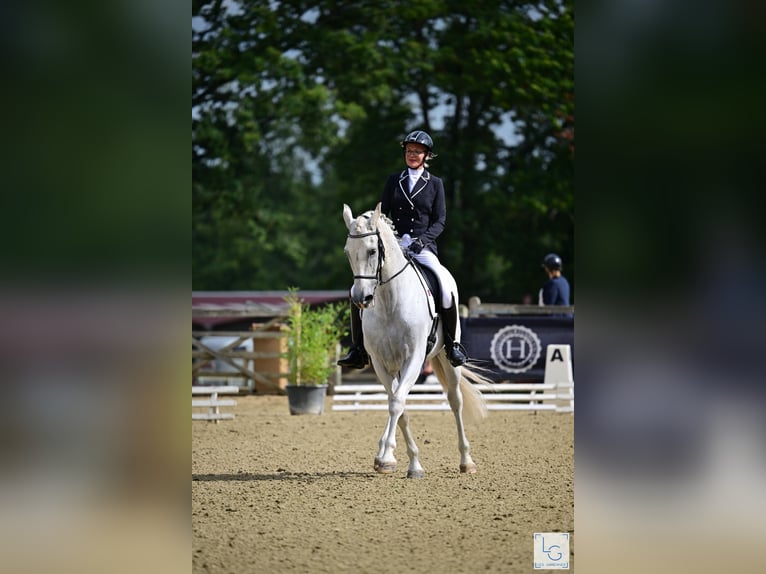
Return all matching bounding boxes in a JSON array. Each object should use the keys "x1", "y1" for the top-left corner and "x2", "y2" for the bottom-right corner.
[{"x1": 408, "y1": 256, "x2": 444, "y2": 356}]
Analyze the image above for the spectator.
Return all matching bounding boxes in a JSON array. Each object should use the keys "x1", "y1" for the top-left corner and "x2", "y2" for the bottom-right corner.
[
  {"x1": 521, "y1": 293, "x2": 533, "y2": 305},
  {"x1": 539, "y1": 253, "x2": 571, "y2": 306}
]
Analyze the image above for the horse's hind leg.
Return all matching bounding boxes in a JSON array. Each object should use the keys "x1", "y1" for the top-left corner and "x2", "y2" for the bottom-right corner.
[
  {"x1": 433, "y1": 357, "x2": 477, "y2": 474},
  {"x1": 397, "y1": 411, "x2": 425, "y2": 478}
]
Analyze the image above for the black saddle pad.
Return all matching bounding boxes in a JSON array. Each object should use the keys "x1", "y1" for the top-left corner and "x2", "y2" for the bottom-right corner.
[{"x1": 412, "y1": 260, "x2": 443, "y2": 313}]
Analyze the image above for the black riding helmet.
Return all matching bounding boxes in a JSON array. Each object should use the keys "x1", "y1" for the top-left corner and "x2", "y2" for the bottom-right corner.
[
  {"x1": 542, "y1": 253, "x2": 563, "y2": 271},
  {"x1": 400, "y1": 130, "x2": 436, "y2": 159}
]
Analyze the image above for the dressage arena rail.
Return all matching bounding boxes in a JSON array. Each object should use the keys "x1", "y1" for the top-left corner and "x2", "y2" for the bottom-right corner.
[
  {"x1": 332, "y1": 381, "x2": 574, "y2": 413},
  {"x1": 192, "y1": 385, "x2": 239, "y2": 422},
  {"x1": 464, "y1": 296, "x2": 574, "y2": 317}
]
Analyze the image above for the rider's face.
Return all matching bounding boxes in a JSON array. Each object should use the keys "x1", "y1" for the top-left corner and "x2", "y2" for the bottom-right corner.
[{"x1": 404, "y1": 144, "x2": 427, "y2": 168}]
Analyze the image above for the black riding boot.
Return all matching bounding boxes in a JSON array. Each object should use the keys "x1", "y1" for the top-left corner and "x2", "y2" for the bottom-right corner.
[
  {"x1": 337, "y1": 306, "x2": 369, "y2": 369},
  {"x1": 442, "y1": 297, "x2": 468, "y2": 367}
]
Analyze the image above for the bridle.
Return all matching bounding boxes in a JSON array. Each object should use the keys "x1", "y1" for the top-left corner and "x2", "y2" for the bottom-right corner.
[{"x1": 347, "y1": 228, "x2": 412, "y2": 301}]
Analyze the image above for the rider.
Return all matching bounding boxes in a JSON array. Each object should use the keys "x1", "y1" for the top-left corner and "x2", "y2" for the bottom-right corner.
[{"x1": 337, "y1": 130, "x2": 468, "y2": 369}]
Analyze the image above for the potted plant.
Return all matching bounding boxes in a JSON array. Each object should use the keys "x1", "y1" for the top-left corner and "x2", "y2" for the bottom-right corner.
[{"x1": 282, "y1": 289, "x2": 348, "y2": 415}]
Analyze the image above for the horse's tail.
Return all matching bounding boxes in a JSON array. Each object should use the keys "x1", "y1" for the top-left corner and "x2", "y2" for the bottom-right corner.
[
  {"x1": 432, "y1": 360, "x2": 491, "y2": 424},
  {"x1": 459, "y1": 364, "x2": 491, "y2": 424}
]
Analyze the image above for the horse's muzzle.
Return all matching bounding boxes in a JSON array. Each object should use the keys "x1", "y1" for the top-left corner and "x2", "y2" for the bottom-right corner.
[
  {"x1": 352, "y1": 294, "x2": 374, "y2": 309},
  {"x1": 360, "y1": 294, "x2": 375, "y2": 309}
]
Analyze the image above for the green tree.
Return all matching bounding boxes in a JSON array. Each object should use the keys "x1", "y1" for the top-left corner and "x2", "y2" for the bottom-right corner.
[{"x1": 192, "y1": 0, "x2": 574, "y2": 303}]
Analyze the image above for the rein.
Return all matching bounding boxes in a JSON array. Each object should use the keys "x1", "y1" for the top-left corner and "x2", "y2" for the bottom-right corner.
[{"x1": 347, "y1": 229, "x2": 412, "y2": 288}]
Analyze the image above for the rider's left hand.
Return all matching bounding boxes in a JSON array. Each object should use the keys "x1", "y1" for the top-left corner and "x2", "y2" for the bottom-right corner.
[{"x1": 410, "y1": 238, "x2": 425, "y2": 254}]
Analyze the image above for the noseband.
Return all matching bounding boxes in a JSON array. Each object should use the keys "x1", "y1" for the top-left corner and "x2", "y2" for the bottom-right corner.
[{"x1": 347, "y1": 229, "x2": 412, "y2": 303}]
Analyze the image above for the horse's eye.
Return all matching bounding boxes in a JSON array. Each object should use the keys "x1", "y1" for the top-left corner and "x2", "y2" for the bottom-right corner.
[{"x1": 368, "y1": 249, "x2": 376, "y2": 257}]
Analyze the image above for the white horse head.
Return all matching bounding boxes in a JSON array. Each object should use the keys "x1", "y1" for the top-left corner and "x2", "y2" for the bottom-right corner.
[{"x1": 343, "y1": 202, "x2": 402, "y2": 309}]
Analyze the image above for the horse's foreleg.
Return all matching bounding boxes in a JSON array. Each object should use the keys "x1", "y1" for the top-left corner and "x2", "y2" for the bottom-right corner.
[
  {"x1": 372, "y1": 366, "x2": 400, "y2": 474},
  {"x1": 371, "y1": 353, "x2": 423, "y2": 476},
  {"x1": 391, "y1": 361, "x2": 425, "y2": 478},
  {"x1": 375, "y1": 392, "x2": 405, "y2": 474},
  {"x1": 375, "y1": 415, "x2": 397, "y2": 472},
  {"x1": 397, "y1": 411, "x2": 424, "y2": 479}
]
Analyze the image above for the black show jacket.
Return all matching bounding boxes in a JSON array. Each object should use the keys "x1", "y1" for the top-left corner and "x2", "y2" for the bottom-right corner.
[{"x1": 380, "y1": 169, "x2": 446, "y2": 256}]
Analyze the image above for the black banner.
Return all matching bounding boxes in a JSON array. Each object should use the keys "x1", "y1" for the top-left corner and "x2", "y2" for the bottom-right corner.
[{"x1": 461, "y1": 315, "x2": 574, "y2": 382}]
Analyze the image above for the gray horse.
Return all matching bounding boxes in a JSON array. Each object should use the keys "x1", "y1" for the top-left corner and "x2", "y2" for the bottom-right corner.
[{"x1": 343, "y1": 203, "x2": 489, "y2": 478}]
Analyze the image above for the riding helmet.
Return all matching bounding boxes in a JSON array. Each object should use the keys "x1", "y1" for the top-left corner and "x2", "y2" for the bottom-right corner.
[
  {"x1": 400, "y1": 130, "x2": 434, "y2": 154},
  {"x1": 542, "y1": 253, "x2": 563, "y2": 271}
]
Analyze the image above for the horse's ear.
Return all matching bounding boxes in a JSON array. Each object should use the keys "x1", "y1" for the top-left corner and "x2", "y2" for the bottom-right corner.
[
  {"x1": 371, "y1": 202, "x2": 382, "y2": 227},
  {"x1": 342, "y1": 204, "x2": 354, "y2": 230}
]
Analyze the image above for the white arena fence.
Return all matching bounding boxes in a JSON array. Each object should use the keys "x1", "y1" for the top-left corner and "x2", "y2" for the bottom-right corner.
[
  {"x1": 332, "y1": 344, "x2": 574, "y2": 414},
  {"x1": 332, "y1": 381, "x2": 573, "y2": 413},
  {"x1": 192, "y1": 385, "x2": 239, "y2": 422}
]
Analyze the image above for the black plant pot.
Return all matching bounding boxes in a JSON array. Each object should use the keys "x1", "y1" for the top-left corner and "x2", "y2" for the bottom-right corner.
[{"x1": 285, "y1": 385, "x2": 327, "y2": 415}]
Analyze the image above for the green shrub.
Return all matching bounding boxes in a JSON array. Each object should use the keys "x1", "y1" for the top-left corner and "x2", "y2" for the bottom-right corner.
[{"x1": 283, "y1": 289, "x2": 349, "y2": 386}]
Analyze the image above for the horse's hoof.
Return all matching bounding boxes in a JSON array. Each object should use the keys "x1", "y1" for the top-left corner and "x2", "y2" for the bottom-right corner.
[
  {"x1": 373, "y1": 457, "x2": 380, "y2": 471},
  {"x1": 460, "y1": 463, "x2": 477, "y2": 474},
  {"x1": 376, "y1": 461, "x2": 397, "y2": 474},
  {"x1": 407, "y1": 469, "x2": 425, "y2": 479}
]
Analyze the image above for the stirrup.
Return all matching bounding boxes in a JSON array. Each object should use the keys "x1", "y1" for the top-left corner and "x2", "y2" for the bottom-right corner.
[
  {"x1": 447, "y1": 342, "x2": 468, "y2": 367},
  {"x1": 337, "y1": 346, "x2": 369, "y2": 369}
]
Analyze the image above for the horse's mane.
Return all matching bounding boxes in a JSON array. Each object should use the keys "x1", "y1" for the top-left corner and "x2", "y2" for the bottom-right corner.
[{"x1": 358, "y1": 209, "x2": 399, "y2": 239}]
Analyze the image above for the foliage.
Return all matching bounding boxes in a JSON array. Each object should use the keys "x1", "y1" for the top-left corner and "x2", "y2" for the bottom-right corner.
[
  {"x1": 282, "y1": 289, "x2": 349, "y2": 386},
  {"x1": 193, "y1": 0, "x2": 574, "y2": 303}
]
